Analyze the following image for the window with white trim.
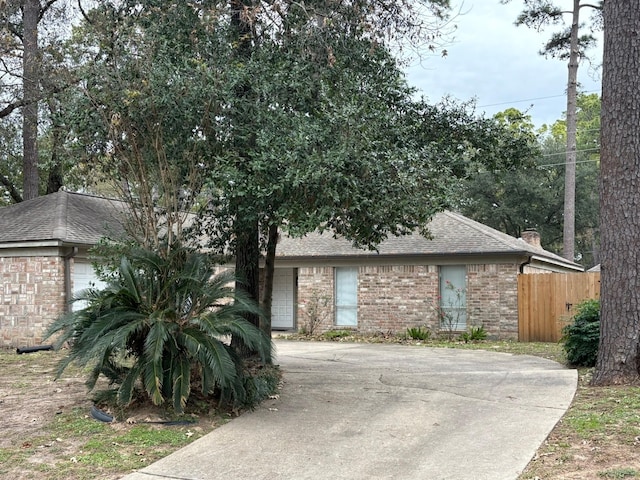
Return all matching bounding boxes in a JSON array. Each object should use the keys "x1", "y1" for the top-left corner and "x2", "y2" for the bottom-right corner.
[
  {"x1": 439, "y1": 265, "x2": 467, "y2": 331},
  {"x1": 335, "y1": 267, "x2": 358, "y2": 326}
]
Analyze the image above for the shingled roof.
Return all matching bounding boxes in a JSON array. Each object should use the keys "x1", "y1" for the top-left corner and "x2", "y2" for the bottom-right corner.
[
  {"x1": 276, "y1": 211, "x2": 582, "y2": 270},
  {"x1": 0, "y1": 191, "x2": 125, "y2": 246},
  {"x1": 0, "y1": 193, "x2": 581, "y2": 271}
]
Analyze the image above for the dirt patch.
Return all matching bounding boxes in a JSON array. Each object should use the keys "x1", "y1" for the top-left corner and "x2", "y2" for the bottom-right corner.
[{"x1": 0, "y1": 351, "x2": 90, "y2": 448}]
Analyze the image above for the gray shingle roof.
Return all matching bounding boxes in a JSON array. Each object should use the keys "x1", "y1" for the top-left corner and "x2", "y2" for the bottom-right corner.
[
  {"x1": 0, "y1": 191, "x2": 125, "y2": 245},
  {"x1": 276, "y1": 211, "x2": 579, "y2": 268},
  {"x1": 0, "y1": 193, "x2": 579, "y2": 270}
]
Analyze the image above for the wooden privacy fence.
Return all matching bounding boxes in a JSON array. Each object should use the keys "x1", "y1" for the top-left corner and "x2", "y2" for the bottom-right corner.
[{"x1": 518, "y1": 272, "x2": 601, "y2": 342}]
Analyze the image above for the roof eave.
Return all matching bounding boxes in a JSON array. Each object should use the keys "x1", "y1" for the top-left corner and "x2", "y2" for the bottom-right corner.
[
  {"x1": 275, "y1": 250, "x2": 545, "y2": 262},
  {"x1": 0, "y1": 239, "x2": 94, "y2": 249},
  {"x1": 0, "y1": 239, "x2": 65, "y2": 249},
  {"x1": 529, "y1": 254, "x2": 584, "y2": 272}
]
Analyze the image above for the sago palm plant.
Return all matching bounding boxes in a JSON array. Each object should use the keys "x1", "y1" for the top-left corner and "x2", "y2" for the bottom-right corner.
[{"x1": 46, "y1": 245, "x2": 272, "y2": 414}]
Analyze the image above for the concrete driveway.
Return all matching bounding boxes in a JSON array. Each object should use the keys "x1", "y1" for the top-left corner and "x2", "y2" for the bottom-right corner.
[{"x1": 121, "y1": 340, "x2": 577, "y2": 480}]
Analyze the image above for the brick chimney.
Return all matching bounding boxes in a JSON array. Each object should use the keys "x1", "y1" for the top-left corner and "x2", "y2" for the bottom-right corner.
[{"x1": 521, "y1": 229, "x2": 542, "y2": 248}]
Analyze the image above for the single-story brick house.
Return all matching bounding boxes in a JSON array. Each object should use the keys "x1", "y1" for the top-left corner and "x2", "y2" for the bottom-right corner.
[
  {"x1": 270, "y1": 212, "x2": 583, "y2": 339},
  {"x1": 0, "y1": 191, "x2": 582, "y2": 347}
]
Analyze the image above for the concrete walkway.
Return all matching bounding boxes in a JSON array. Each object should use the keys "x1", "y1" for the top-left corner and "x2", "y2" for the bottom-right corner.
[{"x1": 121, "y1": 340, "x2": 577, "y2": 480}]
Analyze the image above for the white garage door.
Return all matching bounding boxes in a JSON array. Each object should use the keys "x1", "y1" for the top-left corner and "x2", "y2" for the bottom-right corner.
[
  {"x1": 72, "y1": 261, "x2": 107, "y2": 311},
  {"x1": 271, "y1": 268, "x2": 295, "y2": 330}
]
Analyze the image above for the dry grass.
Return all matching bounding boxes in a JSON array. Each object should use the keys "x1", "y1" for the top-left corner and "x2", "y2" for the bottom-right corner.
[{"x1": 0, "y1": 348, "x2": 252, "y2": 480}]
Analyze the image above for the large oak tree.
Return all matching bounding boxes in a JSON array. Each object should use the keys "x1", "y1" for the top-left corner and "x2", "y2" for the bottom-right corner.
[{"x1": 62, "y1": 1, "x2": 535, "y2": 359}]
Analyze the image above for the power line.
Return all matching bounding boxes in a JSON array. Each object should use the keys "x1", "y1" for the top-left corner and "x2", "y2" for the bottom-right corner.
[
  {"x1": 541, "y1": 147, "x2": 600, "y2": 158},
  {"x1": 479, "y1": 94, "x2": 567, "y2": 108},
  {"x1": 477, "y1": 89, "x2": 601, "y2": 109},
  {"x1": 537, "y1": 158, "x2": 600, "y2": 168}
]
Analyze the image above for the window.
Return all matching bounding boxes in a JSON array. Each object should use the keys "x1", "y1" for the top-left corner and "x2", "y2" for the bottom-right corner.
[
  {"x1": 439, "y1": 265, "x2": 467, "y2": 331},
  {"x1": 335, "y1": 267, "x2": 358, "y2": 326}
]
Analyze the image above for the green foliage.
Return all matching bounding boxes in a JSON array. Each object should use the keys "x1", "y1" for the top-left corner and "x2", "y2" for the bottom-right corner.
[
  {"x1": 459, "y1": 100, "x2": 600, "y2": 266},
  {"x1": 45, "y1": 244, "x2": 272, "y2": 413},
  {"x1": 242, "y1": 364, "x2": 281, "y2": 408},
  {"x1": 562, "y1": 299, "x2": 600, "y2": 367},
  {"x1": 406, "y1": 326, "x2": 431, "y2": 341},
  {"x1": 460, "y1": 325, "x2": 488, "y2": 343},
  {"x1": 0, "y1": 116, "x2": 22, "y2": 205},
  {"x1": 323, "y1": 330, "x2": 353, "y2": 340},
  {"x1": 598, "y1": 468, "x2": 639, "y2": 478},
  {"x1": 510, "y1": 0, "x2": 601, "y2": 59}
]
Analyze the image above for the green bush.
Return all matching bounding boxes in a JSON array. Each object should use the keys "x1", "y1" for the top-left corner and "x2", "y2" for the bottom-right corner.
[
  {"x1": 407, "y1": 326, "x2": 431, "y2": 341},
  {"x1": 460, "y1": 325, "x2": 487, "y2": 343},
  {"x1": 562, "y1": 298, "x2": 600, "y2": 367},
  {"x1": 323, "y1": 330, "x2": 352, "y2": 340}
]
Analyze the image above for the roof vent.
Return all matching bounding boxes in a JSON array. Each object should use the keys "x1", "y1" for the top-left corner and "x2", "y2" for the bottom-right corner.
[{"x1": 521, "y1": 229, "x2": 541, "y2": 249}]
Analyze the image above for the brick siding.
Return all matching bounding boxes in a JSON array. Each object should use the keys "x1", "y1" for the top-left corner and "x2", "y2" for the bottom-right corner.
[
  {"x1": 295, "y1": 262, "x2": 520, "y2": 340},
  {"x1": 0, "y1": 256, "x2": 66, "y2": 348},
  {"x1": 466, "y1": 263, "x2": 519, "y2": 339}
]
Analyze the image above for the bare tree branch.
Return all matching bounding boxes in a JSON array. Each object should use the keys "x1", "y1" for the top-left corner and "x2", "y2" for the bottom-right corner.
[
  {"x1": 39, "y1": 0, "x2": 60, "y2": 21},
  {"x1": 0, "y1": 171, "x2": 22, "y2": 203},
  {"x1": 0, "y1": 98, "x2": 24, "y2": 119}
]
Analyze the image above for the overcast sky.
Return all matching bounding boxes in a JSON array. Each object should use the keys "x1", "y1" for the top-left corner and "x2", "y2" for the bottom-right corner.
[{"x1": 405, "y1": 0, "x2": 603, "y2": 128}]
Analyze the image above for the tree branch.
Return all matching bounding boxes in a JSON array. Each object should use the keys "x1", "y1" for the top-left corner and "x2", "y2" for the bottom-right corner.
[
  {"x1": 39, "y1": 0, "x2": 60, "y2": 21},
  {"x1": 0, "y1": 172, "x2": 23, "y2": 203},
  {"x1": 6, "y1": 21, "x2": 23, "y2": 42},
  {"x1": 578, "y1": 3, "x2": 602, "y2": 10},
  {"x1": 0, "y1": 98, "x2": 24, "y2": 119}
]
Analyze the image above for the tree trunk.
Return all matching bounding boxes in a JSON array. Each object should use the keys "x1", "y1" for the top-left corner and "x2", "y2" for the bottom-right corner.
[
  {"x1": 592, "y1": 0, "x2": 640, "y2": 385},
  {"x1": 46, "y1": 101, "x2": 64, "y2": 194},
  {"x1": 231, "y1": 215, "x2": 261, "y2": 357},
  {"x1": 261, "y1": 223, "x2": 278, "y2": 336},
  {"x1": 562, "y1": 0, "x2": 580, "y2": 262},
  {"x1": 228, "y1": 0, "x2": 263, "y2": 357},
  {"x1": 22, "y1": 0, "x2": 40, "y2": 200}
]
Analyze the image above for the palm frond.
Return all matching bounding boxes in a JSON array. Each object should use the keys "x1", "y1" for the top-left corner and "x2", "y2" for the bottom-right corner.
[
  {"x1": 118, "y1": 361, "x2": 144, "y2": 406},
  {"x1": 142, "y1": 323, "x2": 171, "y2": 405},
  {"x1": 118, "y1": 256, "x2": 142, "y2": 304},
  {"x1": 172, "y1": 356, "x2": 191, "y2": 413}
]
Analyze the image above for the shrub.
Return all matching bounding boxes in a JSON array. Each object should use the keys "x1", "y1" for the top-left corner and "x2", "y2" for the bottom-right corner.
[
  {"x1": 562, "y1": 298, "x2": 600, "y2": 367},
  {"x1": 323, "y1": 330, "x2": 352, "y2": 340},
  {"x1": 46, "y1": 244, "x2": 272, "y2": 413},
  {"x1": 299, "y1": 289, "x2": 331, "y2": 336},
  {"x1": 407, "y1": 326, "x2": 431, "y2": 341},
  {"x1": 435, "y1": 281, "x2": 467, "y2": 341},
  {"x1": 460, "y1": 325, "x2": 487, "y2": 343}
]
